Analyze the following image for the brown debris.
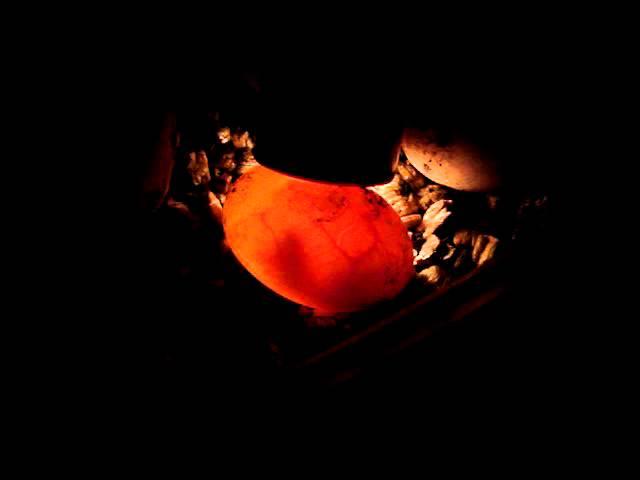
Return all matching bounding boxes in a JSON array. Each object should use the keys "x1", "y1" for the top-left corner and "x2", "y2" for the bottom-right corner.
[{"x1": 417, "y1": 184, "x2": 449, "y2": 210}]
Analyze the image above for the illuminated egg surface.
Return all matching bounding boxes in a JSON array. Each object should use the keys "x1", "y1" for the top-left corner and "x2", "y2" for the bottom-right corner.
[
  {"x1": 402, "y1": 128, "x2": 501, "y2": 192},
  {"x1": 223, "y1": 166, "x2": 414, "y2": 312}
]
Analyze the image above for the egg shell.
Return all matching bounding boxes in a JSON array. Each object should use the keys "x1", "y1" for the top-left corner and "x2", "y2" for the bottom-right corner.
[
  {"x1": 402, "y1": 128, "x2": 501, "y2": 192},
  {"x1": 223, "y1": 166, "x2": 415, "y2": 312}
]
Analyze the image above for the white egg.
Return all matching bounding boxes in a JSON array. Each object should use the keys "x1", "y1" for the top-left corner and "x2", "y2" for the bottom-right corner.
[{"x1": 401, "y1": 128, "x2": 501, "y2": 192}]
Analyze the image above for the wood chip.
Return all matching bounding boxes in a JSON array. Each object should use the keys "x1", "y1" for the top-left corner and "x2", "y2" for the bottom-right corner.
[
  {"x1": 417, "y1": 184, "x2": 449, "y2": 210},
  {"x1": 396, "y1": 161, "x2": 427, "y2": 190},
  {"x1": 217, "y1": 127, "x2": 231, "y2": 144},
  {"x1": 441, "y1": 242, "x2": 457, "y2": 261},
  {"x1": 208, "y1": 191, "x2": 223, "y2": 222},
  {"x1": 232, "y1": 130, "x2": 252, "y2": 149},
  {"x1": 453, "y1": 229, "x2": 474, "y2": 247},
  {"x1": 417, "y1": 265, "x2": 445, "y2": 286},
  {"x1": 401, "y1": 214, "x2": 422, "y2": 230},
  {"x1": 470, "y1": 233, "x2": 499, "y2": 265},
  {"x1": 477, "y1": 236, "x2": 499, "y2": 266},
  {"x1": 186, "y1": 150, "x2": 211, "y2": 186},
  {"x1": 421, "y1": 199, "x2": 453, "y2": 237},
  {"x1": 414, "y1": 234, "x2": 441, "y2": 267},
  {"x1": 471, "y1": 234, "x2": 489, "y2": 263},
  {"x1": 369, "y1": 176, "x2": 420, "y2": 217}
]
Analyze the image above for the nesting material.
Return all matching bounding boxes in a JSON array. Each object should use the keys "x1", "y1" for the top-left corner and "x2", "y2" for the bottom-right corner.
[{"x1": 171, "y1": 119, "x2": 513, "y2": 321}]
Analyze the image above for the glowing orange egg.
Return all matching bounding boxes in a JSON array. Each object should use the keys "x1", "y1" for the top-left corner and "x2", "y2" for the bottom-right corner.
[{"x1": 223, "y1": 166, "x2": 414, "y2": 312}]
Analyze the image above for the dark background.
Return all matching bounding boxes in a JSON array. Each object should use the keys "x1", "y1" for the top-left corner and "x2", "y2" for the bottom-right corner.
[{"x1": 88, "y1": 58, "x2": 568, "y2": 425}]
